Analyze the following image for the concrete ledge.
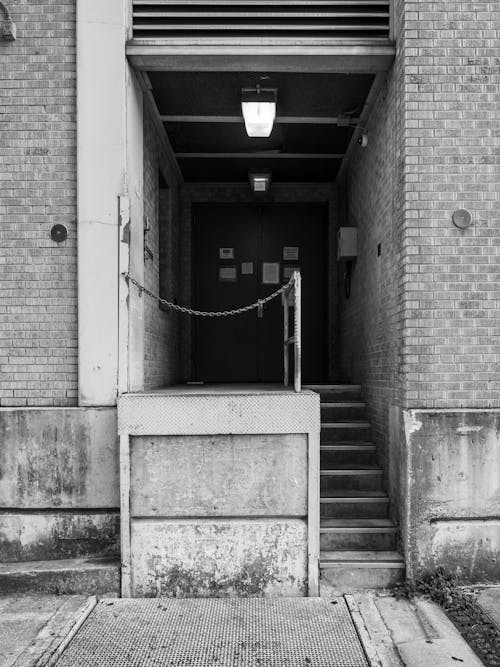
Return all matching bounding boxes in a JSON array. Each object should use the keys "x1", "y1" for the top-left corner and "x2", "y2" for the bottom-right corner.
[{"x1": 0, "y1": 558, "x2": 120, "y2": 596}]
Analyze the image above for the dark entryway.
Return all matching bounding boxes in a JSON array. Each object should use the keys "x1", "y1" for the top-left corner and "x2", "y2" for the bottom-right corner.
[{"x1": 193, "y1": 203, "x2": 328, "y2": 383}]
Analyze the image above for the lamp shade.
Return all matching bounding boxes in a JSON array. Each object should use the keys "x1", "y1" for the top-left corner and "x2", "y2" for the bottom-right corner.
[{"x1": 241, "y1": 88, "x2": 277, "y2": 138}]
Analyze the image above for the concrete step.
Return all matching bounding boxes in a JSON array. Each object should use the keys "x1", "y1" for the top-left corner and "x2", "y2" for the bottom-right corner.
[
  {"x1": 304, "y1": 384, "x2": 362, "y2": 402},
  {"x1": 321, "y1": 423, "x2": 371, "y2": 443},
  {"x1": 321, "y1": 494, "x2": 389, "y2": 519},
  {"x1": 0, "y1": 557, "x2": 120, "y2": 596},
  {"x1": 321, "y1": 402, "x2": 366, "y2": 421},
  {"x1": 321, "y1": 468, "x2": 384, "y2": 493},
  {"x1": 320, "y1": 550, "x2": 405, "y2": 590},
  {"x1": 321, "y1": 444, "x2": 377, "y2": 467},
  {"x1": 320, "y1": 518, "x2": 398, "y2": 551}
]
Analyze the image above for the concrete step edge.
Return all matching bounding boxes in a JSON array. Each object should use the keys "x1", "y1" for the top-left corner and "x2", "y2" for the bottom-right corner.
[
  {"x1": 321, "y1": 402, "x2": 366, "y2": 408},
  {"x1": 321, "y1": 496, "x2": 389, "y2": 503},
  {"x1": 321, "y1": 469, "x2": 383, "y2": 476},
  {"x1": 321, "y1": 526, "x2": 398, "y2": 534},
  {"x1": 321, "y1": 561, "x2": 405, "y2": 569},
  {"x1": 322, "y1": 422, "x2": 371, "y2": 428}
]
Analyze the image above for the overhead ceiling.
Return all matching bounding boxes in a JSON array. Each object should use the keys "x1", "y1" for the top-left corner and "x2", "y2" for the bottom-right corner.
[{"x1": 149, "y1": 71, "x2": 375, "y2": 183}]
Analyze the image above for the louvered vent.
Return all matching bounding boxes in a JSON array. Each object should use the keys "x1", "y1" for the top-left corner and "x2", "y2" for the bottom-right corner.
[{"x1": 132, "y1": 1, "x2": 391, "y2": 40}]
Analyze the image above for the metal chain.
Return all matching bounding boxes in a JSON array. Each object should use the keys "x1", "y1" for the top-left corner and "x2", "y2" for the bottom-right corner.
[{"x1": 123, "y1": 272, "x2": 294, "y2": 317}]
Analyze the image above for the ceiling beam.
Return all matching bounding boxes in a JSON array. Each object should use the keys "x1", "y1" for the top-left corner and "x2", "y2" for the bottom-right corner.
[
  {"x1": 126, "y1": 42, "x2": 396, "y2": 74},
  {"x1": 176, "y1": 152, "x2": 344, "y2": 159},
  {"x1": 136, "y1": 72, "x2": 183, "y2": 185},
  {"x1": 161, "y1": 115, "x2": 360, "y2": 125}
]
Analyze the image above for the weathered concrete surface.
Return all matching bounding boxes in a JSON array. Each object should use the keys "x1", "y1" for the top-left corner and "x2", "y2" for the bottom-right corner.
[
  {"x1": 0, "y1": 557, "x2": 120, "y2": 595},
  {"x1": 403, "y1": 410, "x2": 500, "y2": 582},
  {"x1": 131, "y1": 519, "x2": 307, "y2": 597},
  {"x1": 0, "y1": 408, "x2": 119, "y2": 562},
  {"x1": 346, "y1": 592, "x2": 483, "y2": 667},
  {"x1": 0, "y1": 595, "x2": 91, "y2": 667},
  {"x1": 131, "y1": 434, "x2": 307, "y2": 517},
  {"x1": 476, "y1": 585, "x2": 500, "y2": 629},
  {"x1": 0, "y1": 512, "x2": 119, "y2": 562}
]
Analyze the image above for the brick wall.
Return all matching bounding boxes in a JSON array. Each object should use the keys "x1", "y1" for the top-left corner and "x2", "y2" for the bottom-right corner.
[
  {"x1": 143, "y1": 103, "x2": 182, "y2": 389},
  {"x1": 339, "y1": 0, "x2": 500, "y2": 474},
  {"x1": 0, "y1": 1, "x2": 77, "y2": 407},
  {"x1": 400, "y1": 0, "x2": 500, "y2": 409}
]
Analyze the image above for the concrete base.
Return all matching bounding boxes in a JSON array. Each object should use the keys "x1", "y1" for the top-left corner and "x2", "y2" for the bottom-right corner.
[
  {"x1": 402, "y1": 410, "x2": 500, "y2": 582},
  {"x1": 0, "y1": 408, "x2": 119, "y2": 563},
  {"x1": 118, "y1": 385, "x2": 320, "y2": 598},
  {"x1": 0, "y1": 558, "x2": 120, "y2": 596}
]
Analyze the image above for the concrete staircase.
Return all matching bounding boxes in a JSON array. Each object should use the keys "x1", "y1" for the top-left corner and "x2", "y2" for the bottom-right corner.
[{"x1": 305, "y1": 384, "x2": 405, "y2": 590}]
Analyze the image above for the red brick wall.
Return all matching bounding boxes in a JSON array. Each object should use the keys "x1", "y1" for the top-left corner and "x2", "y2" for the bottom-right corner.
[{"x1": 0, "y1": 1, "x2": 77, "y2": 407}]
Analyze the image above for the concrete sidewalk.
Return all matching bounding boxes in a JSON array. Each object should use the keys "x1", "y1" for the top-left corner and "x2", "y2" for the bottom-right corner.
[{"x1": 0, "y1": 591, "x2": 485, "y2": 666}]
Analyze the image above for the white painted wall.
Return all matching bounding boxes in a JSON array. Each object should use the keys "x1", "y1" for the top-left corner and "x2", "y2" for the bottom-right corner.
[{"x1": 77, "y1": 0, "x2": 144, "y2": 404}]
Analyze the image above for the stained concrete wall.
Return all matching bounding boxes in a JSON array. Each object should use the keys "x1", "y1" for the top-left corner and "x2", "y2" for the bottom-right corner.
[
  {"x1": 130, "y1": 433, "x2": 308, "y2": 597},
  {"x1": 402, "y1": 410, "x2": 500, "y2": 583},
  {"x1": 0, "y1": 408, "x2": 119, "y2": 561}
]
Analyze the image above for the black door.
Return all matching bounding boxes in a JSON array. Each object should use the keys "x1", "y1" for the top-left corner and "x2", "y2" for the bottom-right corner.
[{"x1": 193, "y1": 203, "x2": 327, "y2": 383}]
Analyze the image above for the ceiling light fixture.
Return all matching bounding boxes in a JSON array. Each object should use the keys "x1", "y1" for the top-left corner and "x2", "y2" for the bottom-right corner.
[
  {"x1": 249, "y1": 170, "x2": 272, "y2": 194},
  {"x1": 241, "y1": 86, "x2": 277, "y2": 138}
]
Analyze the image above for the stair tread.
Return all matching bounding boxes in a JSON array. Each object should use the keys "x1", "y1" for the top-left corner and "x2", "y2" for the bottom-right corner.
[
  {"x1": 322, "y1": 422, "x2": 370, "y2": 428},
  {"x1": 321, "y1": 518, "x2": 396, "y2": 529},
  {"x1": 320, "y1": 463, "x2": 380, "y2": 470},
  {"x1": 321, "y1": 491, "x2": 388, "y2": 499},
  {"x1": 304, "y1": 385, "x2": 361, "y2": 390},
  {"x1": 321, "y1": 402, "x2": 366, "y2": 408},
  {"x1": 321, "y1": 550, "x2": 404, "y2": 564},
  {"x1": 321, "y1": 468, "x2": 382, "y2": 475},
  {"x1": 321, "y1": 442, "x2": 375, "y2": 449}
]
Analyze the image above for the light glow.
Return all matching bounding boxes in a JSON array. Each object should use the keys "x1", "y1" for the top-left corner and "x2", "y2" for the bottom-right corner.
[{"x1": 241, "y1": 101, "x2": 276, "y2": 138}]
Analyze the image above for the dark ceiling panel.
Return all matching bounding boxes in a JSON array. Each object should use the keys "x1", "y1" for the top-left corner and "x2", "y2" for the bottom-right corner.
[
  {"x1": 149, "y1": 71, "x2": 374, "y2": 117},
  {"x1": 166, "y1": 122, "x2": 355, "y2": 155},
  {"x1": 178, "y1": 157, "x2": 342, "y2": 183},
  {"x1": 150, "y1": 71, "x2": 373, "y2": 183}
]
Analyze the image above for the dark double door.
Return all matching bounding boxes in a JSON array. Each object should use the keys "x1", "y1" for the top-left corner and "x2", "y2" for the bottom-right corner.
[{"x1": 193, "y1": 203, "x2": 327, "y2": 383}]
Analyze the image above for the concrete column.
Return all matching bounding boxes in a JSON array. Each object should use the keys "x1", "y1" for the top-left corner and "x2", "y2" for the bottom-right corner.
[{"x1": 77, "y1": 0, "x2": 143, "y2": 405}]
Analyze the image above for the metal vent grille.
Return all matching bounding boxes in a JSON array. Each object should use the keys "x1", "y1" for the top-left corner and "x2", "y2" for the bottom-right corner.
[{"x1": 132, "y1": 1, "x2": 391, "y2": 40}]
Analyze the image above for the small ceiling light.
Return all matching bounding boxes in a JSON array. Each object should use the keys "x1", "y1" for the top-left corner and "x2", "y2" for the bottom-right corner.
[
  {"x1": 241, "y1": 86, "x2": 277, "y2": 138},
  {"x1": 249, "y1": 170, "x2": 272, "y2": 194}
]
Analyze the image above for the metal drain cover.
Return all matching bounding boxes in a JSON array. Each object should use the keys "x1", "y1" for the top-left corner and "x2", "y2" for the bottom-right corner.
[{"x1": 56, "y1": 597, "x2": 367, "y2": 666}]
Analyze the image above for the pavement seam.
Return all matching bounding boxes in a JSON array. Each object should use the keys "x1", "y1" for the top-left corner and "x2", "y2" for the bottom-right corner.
[{"x1": 345, "y1": 594, "x2": 383, "y2": 667}]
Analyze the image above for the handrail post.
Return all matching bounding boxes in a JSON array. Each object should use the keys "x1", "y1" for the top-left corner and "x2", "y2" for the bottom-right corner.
[
  {"x1": 283, "y1": 290, "x2": 289, "y2": 387},
  {"x1": 294, "y1": 271, "x2": 301, "y2": 393}
]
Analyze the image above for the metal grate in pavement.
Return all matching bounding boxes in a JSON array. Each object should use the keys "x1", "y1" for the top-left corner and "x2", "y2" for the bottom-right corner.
[{"x1": 56, "y1": 597, "x2": 368, "y2": 666}]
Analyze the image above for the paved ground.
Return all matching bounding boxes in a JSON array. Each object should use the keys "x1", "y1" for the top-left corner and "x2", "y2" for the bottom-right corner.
[
  {"x1": 477, "y1": 586, "x2": 500, "y2": 629},
  {"x1": 0, "y1": 589, "x2": 492, "y2": 666}
]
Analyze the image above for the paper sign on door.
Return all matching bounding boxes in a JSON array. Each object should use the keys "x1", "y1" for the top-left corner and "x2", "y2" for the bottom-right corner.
[
  {"x1": 283, "y1": 246, "x2": 299, "y2": 261},
  {"x1": 262, "y1": 262, "x2": 280, "y2": 285},
  {"x1": 219, "y1": 247, "x2": 234, "y2": 260}
]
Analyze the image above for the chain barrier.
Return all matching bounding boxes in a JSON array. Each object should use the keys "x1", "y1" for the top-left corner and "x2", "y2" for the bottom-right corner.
[{"x1": 122, "y1": 272, "x2": 294, "y2": 318}]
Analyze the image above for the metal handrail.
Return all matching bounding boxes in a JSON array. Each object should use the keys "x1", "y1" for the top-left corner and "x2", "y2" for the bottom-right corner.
[{"x1": 283, "y1": 270, "x2": 301, "y2": 393}]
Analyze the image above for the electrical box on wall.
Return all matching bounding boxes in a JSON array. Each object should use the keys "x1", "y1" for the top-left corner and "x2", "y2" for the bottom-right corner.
[{"x1": 337, "y1": 227, "x2": 357, "y2": 260}]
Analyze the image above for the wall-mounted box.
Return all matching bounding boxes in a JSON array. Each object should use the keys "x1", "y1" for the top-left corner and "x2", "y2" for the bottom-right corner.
[{"x1": 337, "y1": 227, "x2": 358, "y2": 260}]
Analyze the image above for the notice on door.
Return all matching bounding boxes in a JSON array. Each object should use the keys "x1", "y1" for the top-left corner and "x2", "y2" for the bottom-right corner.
[
  {"x1": 262, "y1": 262, "x2": 280, "y2": 285},
  {"x1": 219, "y1": 247, "x2": 234, "y2": 260},
  {"x1": 241, "y1": 262, "x2": 254, "y2": 275},
  {"x1": 283, "y1": 246, "x2": 299, "y2": 261},
  {"x1": 219, "y1": 266, "x2": 237, "y2": 282},
  {"x1": 283, "y1": 265, "x2": 300, "y2": 281}
]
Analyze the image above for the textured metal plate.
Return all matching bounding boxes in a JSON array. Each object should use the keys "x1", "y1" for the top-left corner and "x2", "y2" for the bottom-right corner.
[{"x1": 57, "y1": 598, "x2": 367, "y2": 667}]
